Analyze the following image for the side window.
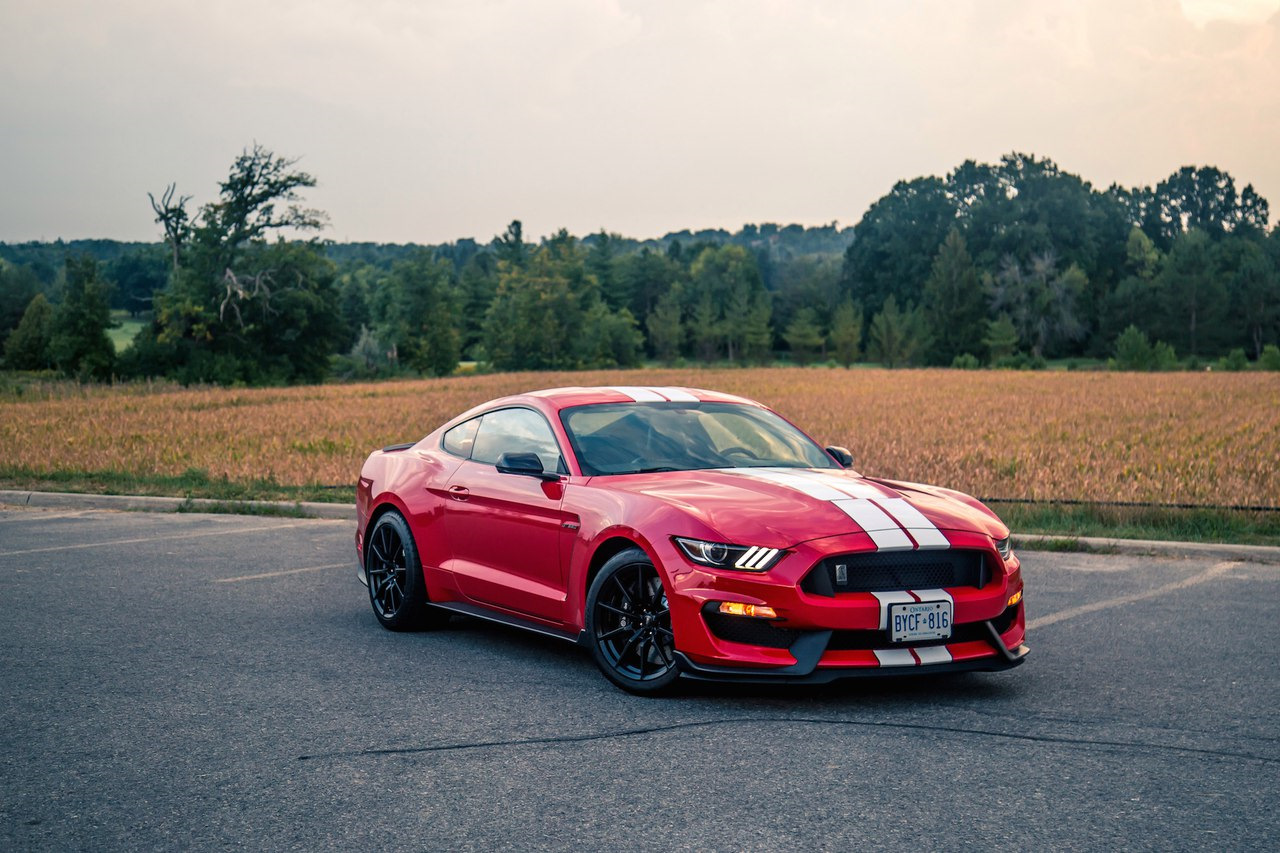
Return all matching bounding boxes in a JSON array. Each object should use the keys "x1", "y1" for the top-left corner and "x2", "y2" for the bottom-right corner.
[
  {"x1": 470, "y1": 408, "x2": 564, "y2": 473},
  {"x1": 442, "y1": 417, "x2": 481, "y2": 459}
]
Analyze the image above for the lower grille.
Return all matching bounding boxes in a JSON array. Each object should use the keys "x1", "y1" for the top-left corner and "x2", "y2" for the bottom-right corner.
[
  {"x1": 703, "y1": 610, "x2": 799, "y2": 649},
  {"x1": 802, "y1": 549, "x2": 988, "y2": 596},
  {"x1": 827, "y1": 603, "x2": 1021, "y2": 650}
]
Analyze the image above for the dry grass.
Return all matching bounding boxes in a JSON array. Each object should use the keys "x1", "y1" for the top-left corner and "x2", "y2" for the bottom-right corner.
[{"x1": 1, "y1": 368, "x2": 1276, "y2": 506}]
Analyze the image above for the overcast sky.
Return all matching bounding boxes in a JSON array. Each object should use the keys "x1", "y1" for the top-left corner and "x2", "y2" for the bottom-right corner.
[{"x1": 1, "y1": 0, "x2": 1277, "y2": 245}]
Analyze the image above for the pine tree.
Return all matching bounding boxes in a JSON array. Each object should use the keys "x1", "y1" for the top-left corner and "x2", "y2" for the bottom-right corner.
[
  {"x1": 829, "y1": 299, "x2": 863, "y2": 367},
  {"x1": 3, "y1": 293, "x2": 55, "y2": 370},
  {"x1": 922, "y1": 230, "x2": 985, "y2": 364},
  {"x1": 49, "y1": 257, "x2": 115, "y2": 380}
]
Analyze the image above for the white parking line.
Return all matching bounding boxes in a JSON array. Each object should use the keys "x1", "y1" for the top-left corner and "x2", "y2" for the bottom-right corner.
[
  {"x1": 215, "y1": 562, "x2": 350, "y2": 583},
  {"x1": 0, "y1": 522, "x2": 310, "y2": 557},
  {"x1": 1026, "y1": 560, "x2": 1242, "y2": 630}
]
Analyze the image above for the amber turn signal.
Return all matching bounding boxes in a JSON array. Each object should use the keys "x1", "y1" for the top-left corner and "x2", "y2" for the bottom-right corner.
[
  {"x1": 1007, "y1": 589, "x2": 1023, "y2": 608},
  {"x1": 718, "y1": 602, "x2": 778, "y2": 619}
]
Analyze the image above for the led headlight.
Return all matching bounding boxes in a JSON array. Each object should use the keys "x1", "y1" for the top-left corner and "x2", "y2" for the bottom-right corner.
[
  {"x1": 996, "y1": 537, "x2": 1013, "y2": 560},
  {"x1": 674, "y1": 537, "x2": 784, "y2": 571}
]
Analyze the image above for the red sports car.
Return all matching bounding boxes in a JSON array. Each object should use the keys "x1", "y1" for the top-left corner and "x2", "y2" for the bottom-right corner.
[{"x1": 355, "y1": 386, "x2": 1028, "y2": 693}]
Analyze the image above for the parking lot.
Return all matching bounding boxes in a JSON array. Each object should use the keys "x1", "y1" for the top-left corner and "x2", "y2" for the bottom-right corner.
[{"x1": 2, "y1": 507, "x2": 1277, "y2": 850}]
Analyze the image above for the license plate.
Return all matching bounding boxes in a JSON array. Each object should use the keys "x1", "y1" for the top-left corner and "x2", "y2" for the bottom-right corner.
[{"x1": 889, "y1": 600, "x2": 953, "y2": 642}]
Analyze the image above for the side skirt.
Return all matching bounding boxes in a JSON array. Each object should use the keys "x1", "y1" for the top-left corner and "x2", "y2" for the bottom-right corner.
[{"x1": 427, "y1": 600, "x2": 586, "y2": 645}]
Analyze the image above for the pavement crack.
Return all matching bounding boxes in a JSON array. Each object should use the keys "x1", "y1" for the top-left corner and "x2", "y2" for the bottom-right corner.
[{"x1": 297, "y1": 715, "x2": 1277, "y2": 764}]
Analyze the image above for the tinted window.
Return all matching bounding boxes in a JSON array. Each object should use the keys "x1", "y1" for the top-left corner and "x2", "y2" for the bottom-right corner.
[
  {"x1": 442, "y1": 417, "x2": 480, "y2": 458},
  {"x1": 561, "y1": 402, "x2": 836, "y2": 475},
  {"x1": 470, "y1": 408, "x2": 563, "y2": 473}
]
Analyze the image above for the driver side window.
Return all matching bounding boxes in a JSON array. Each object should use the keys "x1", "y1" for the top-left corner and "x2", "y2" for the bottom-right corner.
[{"x1": 470, "y1": 408, "x2": 564, "y2": 473}]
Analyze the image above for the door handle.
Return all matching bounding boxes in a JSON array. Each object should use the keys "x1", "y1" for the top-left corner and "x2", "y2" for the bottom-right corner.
[{"x1": 447, "y1": 485, "x2": 470, "y2": 501}]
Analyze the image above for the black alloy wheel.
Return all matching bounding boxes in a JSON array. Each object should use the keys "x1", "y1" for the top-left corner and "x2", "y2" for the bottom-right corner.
[
  {"x1": 586, "y1": 548, "x2": 680, "y2": 694},
  {"x1": 365, "y1": 511, "x2": 443, "y2": 631}
]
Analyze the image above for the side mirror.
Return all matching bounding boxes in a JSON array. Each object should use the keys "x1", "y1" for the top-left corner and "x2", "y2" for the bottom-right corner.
[
  {"x1": 496, "y1": 451, "x2": 560, "y2": 482},
  {"x1": 825, "y1": 445, "x2": 854, "y2": 468}
]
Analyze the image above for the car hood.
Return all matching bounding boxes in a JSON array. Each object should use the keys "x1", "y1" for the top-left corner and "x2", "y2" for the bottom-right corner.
[{"x1": 595, "y1": 467, "x2": 1007, "y2": 549}]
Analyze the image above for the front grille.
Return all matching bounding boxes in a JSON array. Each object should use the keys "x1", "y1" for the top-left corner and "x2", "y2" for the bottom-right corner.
[
  {"x1": 703, "y1": 610, "x2": 800, "y2": 649},
  {"x1": 802, "y1": 549, "x2": 987, "y2": 596}
]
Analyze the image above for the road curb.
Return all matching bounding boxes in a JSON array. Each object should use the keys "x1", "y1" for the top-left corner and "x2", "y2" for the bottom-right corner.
[
  {"x1": 2, "y1": 489, "x2": 1277, "y2": 563},
  {"x1": 0, "y1": 489, "x2": 355, "y2": 521},
  {"x1": 1012, "y1": 532, "x2": 1280, "y2": 564}
]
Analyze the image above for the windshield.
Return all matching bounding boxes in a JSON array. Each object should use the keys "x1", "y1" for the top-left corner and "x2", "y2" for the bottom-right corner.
[{"x1": 560, "y1": 402, "x2": 838, "y2": 476}]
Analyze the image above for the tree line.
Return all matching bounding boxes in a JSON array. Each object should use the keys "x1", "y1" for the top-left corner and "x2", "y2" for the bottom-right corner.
[{"x1": 2, "y1": 146, "x2": 1278, "y2": 383}]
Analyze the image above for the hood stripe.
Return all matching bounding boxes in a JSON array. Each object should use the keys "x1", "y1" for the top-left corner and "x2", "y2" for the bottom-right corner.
[
  {"x1": 720, "y1": 467, "x2": 951, "y2": 553},
  {"x1": 873, "y1": 649, "x2": 916, "y2": 667}
]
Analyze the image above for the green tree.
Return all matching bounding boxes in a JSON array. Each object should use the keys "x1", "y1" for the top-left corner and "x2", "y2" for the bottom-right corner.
[
  {"x1": 375, "y1": 251, "x2": 460, "y2": 377},
  {"x1": 982, "y1": 313, "x2": 1019, "y2": 363},
  {"x1": 829, "y1": 299, "x2": 863, "y2": 367},
  {"x1": 922, "y1": 229, "x2": 985, "y2": 364},
  {"x1": 866, "y1": 295, "x2": 929, "y2": 368},
  {"x1": 783, "y1": 306, "x2": 824, "y2": 365},
  {"x1": 840, "y1": 176, "x2": 956, "y2": 313},
  {"x1": 647, "y1": 285, "x2": 684, "y2": 364},
  {"x1": 580, "y1": 302, "x2": 643, "y2": 368},
  {"x1": 0, "y1": 260, "x2": 42, "y2": 341},
  {"x1": 743, "y1": 292, "x2": 774, "y2": 364},
  {"x1": 688, "y1": 245, "x2": 767, "y2": 363},
  {"x1": 988, "y1": 252, "x2": 1088, "y2": 358},
  {"x1": 49, "y1": 257, "x2": 115, "y2": 380},
  {"x1": 1112, "y1": 324, "x2": 1154, "y2": 370},
  {"x1": 1223, "y1": 235, "x2": 1278, "y2": 359},
  {"x1": 1151, "y1": 230, "x2": 1226, "y2": 358},
  {"x1": 140, "y1": 145, "x2": 338, "y2": 384},
  {"x1": 3, "y1": 293, "x2": 55, "y2": 369}
]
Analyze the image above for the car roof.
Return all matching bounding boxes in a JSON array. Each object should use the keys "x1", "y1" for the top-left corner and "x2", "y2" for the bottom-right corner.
[{"x1": 510, "y1": 386, "x2": 760, "y2": 412}]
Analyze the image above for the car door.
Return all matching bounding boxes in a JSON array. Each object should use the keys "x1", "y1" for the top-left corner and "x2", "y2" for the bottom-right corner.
[{"x1": 442, "y1": 407, "x2": 572, "y2": 623}]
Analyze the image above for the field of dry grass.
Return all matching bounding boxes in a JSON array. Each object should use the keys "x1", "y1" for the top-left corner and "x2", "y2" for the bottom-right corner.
[{"x1": 1, "y1": 368, "x2": 1276, "y2": 506}]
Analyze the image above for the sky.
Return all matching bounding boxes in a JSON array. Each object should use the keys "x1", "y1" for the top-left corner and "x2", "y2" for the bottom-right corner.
[{"x1": 1, "y1": 0, "x2": 1278, "y2": 245}]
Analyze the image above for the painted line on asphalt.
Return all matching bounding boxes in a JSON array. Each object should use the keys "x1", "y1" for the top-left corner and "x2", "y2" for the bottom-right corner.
[
  {"x1": 1026, "y1": 560, "x2": 1242, "y2": 630},
  {"x1": 215, "y1": 562, "x2": 350, "y2": 583},
  {"x1": 0, "y1": 522, "x2": 311, "y2": 556}
]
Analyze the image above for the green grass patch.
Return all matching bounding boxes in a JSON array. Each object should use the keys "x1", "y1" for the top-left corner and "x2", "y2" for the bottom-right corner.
[
  {"x1": 108, "y1": 311, "x2": 146, "y2": 353},
  {"x1": 995, "y1": 501, "x2": 1280, "y2": 547},
  {"x1": 0, "y1": 465, "x2": 354, "y2": 504}
]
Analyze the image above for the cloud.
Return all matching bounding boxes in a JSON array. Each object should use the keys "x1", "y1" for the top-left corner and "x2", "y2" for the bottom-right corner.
[{"x1": 0, "y1": 0, "x2": 1276, "y2": 243}]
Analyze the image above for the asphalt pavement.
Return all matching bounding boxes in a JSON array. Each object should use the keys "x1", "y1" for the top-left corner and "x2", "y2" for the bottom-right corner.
[{"x1": 1, "y1": 506, "x2": 1277, "y2": 851}]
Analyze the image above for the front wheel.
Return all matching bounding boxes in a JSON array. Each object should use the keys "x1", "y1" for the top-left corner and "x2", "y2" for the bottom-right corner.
[{"x1": 585, "y1": 548, "x2": 680, "y2": 695}]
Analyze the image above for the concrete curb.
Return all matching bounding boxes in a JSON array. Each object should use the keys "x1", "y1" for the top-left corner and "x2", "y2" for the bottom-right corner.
[
  {"x1": 2, "y1": 489, "x2": 1277, "y2": 563},
  {"x1": 1012, "y1": 533, "x2": 1280, "y2": 564},
  {"x1": 0, "y1": 490, "x2": 355, "y2": 521}
]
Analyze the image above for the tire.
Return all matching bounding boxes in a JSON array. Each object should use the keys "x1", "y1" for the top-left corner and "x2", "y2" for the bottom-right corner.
[
  {"x1": 365, "y1": 511, "x2": 447, "y2": 631},
  {"x1": 585, "y1": 547, "x2": 680, "y2": 695}
]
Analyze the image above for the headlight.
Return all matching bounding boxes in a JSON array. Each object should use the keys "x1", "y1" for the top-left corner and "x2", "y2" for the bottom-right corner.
[
  {"x1": 996, "y1": 537, "x2": 1013, "y2": 560},
  {"x1": 674, "y1": 537, "x2": 784, "y2": 571}
]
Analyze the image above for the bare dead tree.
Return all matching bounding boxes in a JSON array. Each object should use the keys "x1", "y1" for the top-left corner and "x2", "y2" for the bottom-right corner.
[{"x1": 148, "y1": 183, "x2": 192, "y2": 274}]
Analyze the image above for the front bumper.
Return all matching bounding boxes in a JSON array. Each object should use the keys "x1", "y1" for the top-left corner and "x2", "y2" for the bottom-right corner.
[{"x1": 659, "y1": 529, "x2": 1029, "y2": 680}]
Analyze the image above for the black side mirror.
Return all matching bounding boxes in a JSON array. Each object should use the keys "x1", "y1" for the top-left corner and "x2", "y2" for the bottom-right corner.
[
  {"x1": 825, "y1": 446, "x2": 854, "y2": 468},
  {"x1": 496, "y1": 451, "x2": 560, "y2": 482}
]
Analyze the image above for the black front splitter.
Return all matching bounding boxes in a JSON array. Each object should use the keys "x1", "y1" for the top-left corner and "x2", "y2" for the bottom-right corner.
[{"x1": 674, "y1": 643, "x2": 1029, "y2": 685}]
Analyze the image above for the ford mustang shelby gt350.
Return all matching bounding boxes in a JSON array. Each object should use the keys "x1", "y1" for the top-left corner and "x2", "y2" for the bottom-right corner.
[{"x1": 355, "y1": 386, "x2": 1028, "y2": 693}]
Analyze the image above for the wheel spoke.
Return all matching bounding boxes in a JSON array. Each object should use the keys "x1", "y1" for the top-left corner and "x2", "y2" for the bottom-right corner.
[
  {"x1": 637, "y1": 636, "x2": 651, "y2": 679},
  {"x1": 598, "y1": 625, "x2": 631, "y2": 641},
  {"x1": 597, "y1": 602, "x2": 635, "y2": 619}
]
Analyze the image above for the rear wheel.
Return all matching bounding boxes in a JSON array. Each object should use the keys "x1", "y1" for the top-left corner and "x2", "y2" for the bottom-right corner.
[
  {"x1": 365, "y1": 511, "x2": 446, "y2": 631},
  {"x1": 585, "y1": 548, "x2": 679, "y2": 694}
]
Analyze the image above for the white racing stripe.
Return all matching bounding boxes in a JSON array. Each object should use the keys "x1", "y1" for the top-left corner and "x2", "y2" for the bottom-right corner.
[
  {"x1": 727, "y1": 468, "x2": 851, "y2": 501},
  {"x1": 607, "y1": 386, "x2": 666, "y2": 402},
  {"x1": 913, "y1": 646, "x2": 952, "y2": 665},
  {"x1": 871, "y1": 590, "x2": 916, "y2": 630},
  {"x1": 873, "y1": 649, "x2": 916, "y2": 667},
  {"x1": 833, "y1": 499, "x2": 913, "y2": 550},
  {"x1": 650, "y1": 387, "x2": 700, "y2": 402},
  {"x1": 789, "y1": 469, "x2": 884, "y2": 499},
  {"x1": 875, "y1": 498, "x2": 950, "y2": 549}
]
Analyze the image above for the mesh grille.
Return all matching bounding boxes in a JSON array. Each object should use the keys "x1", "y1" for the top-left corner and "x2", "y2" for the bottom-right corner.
[
  {"x1": 802, "y1": 550, "x2": 987, "y2": 596},
  {"x1": 703, "y1": 611, "x2": 800, "y2": 649}
]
